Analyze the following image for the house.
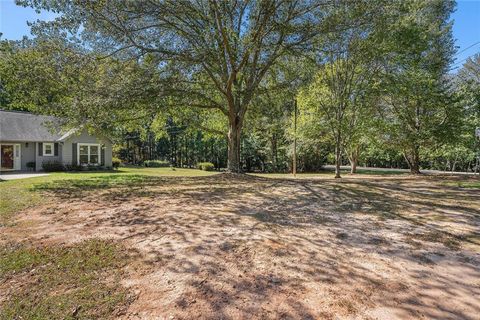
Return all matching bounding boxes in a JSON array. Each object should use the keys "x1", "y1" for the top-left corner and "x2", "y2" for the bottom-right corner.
[{"x1": 0, "y1": 110, "x2": 112, "y2": 171}]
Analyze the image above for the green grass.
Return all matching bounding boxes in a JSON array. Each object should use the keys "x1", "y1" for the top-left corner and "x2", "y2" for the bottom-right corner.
[
  {"x1": 353, "y1": 168, "x2": 408, "y2": 175},
  {"x1": 0, "y1": 166, "x2": 217, "y2": 224},
  {"x1": 455, "y1": 181, "x2": 480, "y2": 189},
  {"x1": 443, "y1": 179, "x2": 480, "y2": 189},
  {"x1": 0, "y1": 239, "x2": 130, "y2": 320}
]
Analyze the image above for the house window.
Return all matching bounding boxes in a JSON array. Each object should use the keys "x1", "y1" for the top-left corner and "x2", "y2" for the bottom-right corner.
[
  {"x1": 43, "y1": 143, "x2": 54, "y2": 156},
  {"x1": 78, "y1": 144, "x2": 101, "y2": 165}
]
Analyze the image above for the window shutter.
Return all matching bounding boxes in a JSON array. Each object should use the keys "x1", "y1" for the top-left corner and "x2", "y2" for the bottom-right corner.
[
  {"x1": 38, "y1": 143, "x2": 43, "y2": 156},
  {"x1": 101, "y1": 145, "x2": 105, "y2": 166},
  {"x1": 72, "y1": 143, "x2": 77, "y2": 165},
  {"x1": 54, "y1": 143, "x2": 59, "y2": 156}
]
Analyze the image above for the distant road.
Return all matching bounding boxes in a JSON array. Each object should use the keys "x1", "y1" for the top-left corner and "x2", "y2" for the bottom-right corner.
[{"x1": 323, "y1": 165, "x2": 479, "y2": 176}]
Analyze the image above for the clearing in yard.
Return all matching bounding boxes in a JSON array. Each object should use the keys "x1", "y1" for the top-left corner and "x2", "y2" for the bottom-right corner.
[{"x1": 0, "y1": 167, "x2": 479, "y2": 319}]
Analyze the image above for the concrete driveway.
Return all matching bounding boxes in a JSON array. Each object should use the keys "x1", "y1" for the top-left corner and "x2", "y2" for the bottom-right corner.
[{"x1": 0, "y1": 173, "x2": 49, "y2": 180}]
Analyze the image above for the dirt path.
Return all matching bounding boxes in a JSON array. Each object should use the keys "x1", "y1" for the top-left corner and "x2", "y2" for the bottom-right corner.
[{"x1": 3, "y1": 174, "x2": 480, "y2": 319}]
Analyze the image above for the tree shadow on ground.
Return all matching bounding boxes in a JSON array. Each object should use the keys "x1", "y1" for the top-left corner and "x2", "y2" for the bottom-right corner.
[
  {"x1": 31, "y1": 175, "x2": 167, "y2": 197},
  {"x1": 29, "y1": 173, "x2": 480, "y2": 319}
]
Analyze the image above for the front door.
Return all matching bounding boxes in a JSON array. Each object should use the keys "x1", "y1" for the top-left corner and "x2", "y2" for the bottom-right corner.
[
  {"x1": 0, "y1": 144, "x2": 21, "y2": 171},
  {"x1": 1, "y1": 145, "x2": 14, "y2": 170}
]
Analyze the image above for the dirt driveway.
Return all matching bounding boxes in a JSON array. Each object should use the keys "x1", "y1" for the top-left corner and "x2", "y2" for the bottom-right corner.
[{"x1": 3, "y1": 174, "x2": 480, "y2": 319}]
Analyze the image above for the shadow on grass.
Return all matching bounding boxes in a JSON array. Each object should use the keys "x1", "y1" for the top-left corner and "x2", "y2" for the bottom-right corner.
[{"x1": 31, "y1": 174, "x2": 164, "y2": 195}]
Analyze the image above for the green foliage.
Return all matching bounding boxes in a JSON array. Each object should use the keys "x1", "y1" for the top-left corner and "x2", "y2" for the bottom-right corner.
[
  {"x1": 375, "y1": 0, "x2": 457, "y2": 173},
  {"x1": 64, "y1": 163, "x2": 83, "y2": 171},
  {"x1": 0, "y1": 39, "x2": 158, "y2": 135},
  {"x1": 0, "y1": 239, "x2": 129, "y2": 320},
  {"x1": 8, "y1": 0, "x2": 331, "y2": 172},
  {"x1": 0, "y1": 1, "x2": 475, "y2": 174},
  {"x1": 197, "y1": 162, "x2": 215, "y2": 171},
  {"x1": 144, "y1": 160, "x2": 170, "y2": 168},
  {"x1": 112, "y1": 157, "x2": 121, "y2": 169},
  {"x1": 41, "y1": 160, "x2": 65, "y2": 172}
]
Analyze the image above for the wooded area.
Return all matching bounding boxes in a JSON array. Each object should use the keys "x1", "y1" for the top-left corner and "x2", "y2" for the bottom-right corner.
[{"x1": 0, "y1": 0, "x2": 479, "y2": 176}]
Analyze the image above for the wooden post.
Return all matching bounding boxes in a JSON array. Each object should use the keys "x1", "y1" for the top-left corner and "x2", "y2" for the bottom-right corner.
[{"x1": 293, "y1": 99, "x2": 297, "y2": 177}]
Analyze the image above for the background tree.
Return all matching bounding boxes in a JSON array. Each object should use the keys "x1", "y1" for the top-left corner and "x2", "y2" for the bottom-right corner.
[
  {"x1": 0, "y1": 38, "x2": 164, "y2": 135},
  {"x1": 297, "y1": 1, "x2": 381, "y2": 178},
  {"x1": 378, "y1": 0, "x2": 457, "y2": 174}
]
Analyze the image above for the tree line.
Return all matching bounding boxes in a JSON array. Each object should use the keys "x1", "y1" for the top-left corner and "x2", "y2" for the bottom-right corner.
[{"x1": 0, "y1": 0, "x2": 478, "y2": 176}]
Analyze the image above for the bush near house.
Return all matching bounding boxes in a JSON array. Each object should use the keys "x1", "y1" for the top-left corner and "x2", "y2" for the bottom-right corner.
[
  {"x1": 43, "y1": 162, "x2": 109, "y2": 172},
  {"x1": 86, "y1": 164, "x2": 104, "y2": 171},
  {"x1": 144, "y1": 160, "x2": 170, "y2": 168},
  {"x1": 197, "y1": 162, "x2": 215, "y2": 171},
  {"x1": 41, "y1": 161, "x2": 65, "y2": 172},
  {"x1": 112, "y1": 157, "x2": 122, "y2": 169},
  {"x1": 64, "y1": 163, "x2": 83, "y2": 171}
]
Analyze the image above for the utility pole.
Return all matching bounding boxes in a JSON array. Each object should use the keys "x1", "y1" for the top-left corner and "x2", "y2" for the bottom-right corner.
[{"x1": 293, "y1": 99, "x2": 297, "y2": 177}]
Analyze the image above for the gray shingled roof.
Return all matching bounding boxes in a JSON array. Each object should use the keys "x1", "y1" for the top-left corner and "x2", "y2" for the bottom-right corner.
[{"x1": 0, "y1": 110, "x2": 67, "y2": 142}]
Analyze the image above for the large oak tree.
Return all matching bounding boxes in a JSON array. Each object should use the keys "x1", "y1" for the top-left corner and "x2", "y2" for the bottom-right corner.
[{"x1": 19, "y1": 0, "x2": 327, "y2": 172}]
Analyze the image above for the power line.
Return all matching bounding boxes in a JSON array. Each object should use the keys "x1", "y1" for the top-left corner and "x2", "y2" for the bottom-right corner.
[
  {"x1": 450, "y1": 52, "x2": 478, "y2": 69},
  {"x1": 454, "y1": 41, "x2": 480, "y2": 57}
]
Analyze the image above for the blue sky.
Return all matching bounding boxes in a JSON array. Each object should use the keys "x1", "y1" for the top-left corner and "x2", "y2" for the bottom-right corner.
[{"x1": 1, "y1": 0, "x2": 479, "y2": 68}]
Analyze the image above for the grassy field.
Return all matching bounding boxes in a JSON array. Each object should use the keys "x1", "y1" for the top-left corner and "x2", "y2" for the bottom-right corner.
[
  {"x1": 1, "y1": 168, "x2": 479, "y2": 319},
  {"x1": 0, "y1": 166, "x2": 217, "y2": 319},
  {"x1": 0, "y1": 166, "x2": 217, "y2": 224},
  {"x1": 1, "y1": 166, "x2": 408, "y2": 223}
]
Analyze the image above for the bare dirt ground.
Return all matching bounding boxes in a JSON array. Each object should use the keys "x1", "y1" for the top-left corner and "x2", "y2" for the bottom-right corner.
[{"x1": 2, "y1": 173, "x2": 480, "y2": 319}]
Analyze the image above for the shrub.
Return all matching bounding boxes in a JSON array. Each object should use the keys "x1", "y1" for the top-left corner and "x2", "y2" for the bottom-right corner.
[
  {"x1": 112, "y1": 157, "x2": 122, "y2": 169},
  {"x1": 42, "y1": 161, "x2": 65, "y2": 172},
  {"x1": 26, "y1": 161, "x2": 36, "y2": 171},
  {"x1": 197, "y1": 162, "x2": 215, "y2": 171},
  {"x1": 86, "y1": 164, "x2": 103, "y2": 171},
  {"x1": 64, "y1": 163, "x2": 83, "y2": 171},
  {"x1": 144, "y1": 160, "x2": 170, "y2": 168}
]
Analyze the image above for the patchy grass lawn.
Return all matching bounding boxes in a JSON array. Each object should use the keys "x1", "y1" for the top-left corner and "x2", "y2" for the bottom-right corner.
[
  {"x1": 0, "y1": 239, "x2": 130, "y2": 320},
  {"x1": 0, "y1": 166, "x2": 217, "y2": 224},
  {"x1": 1, "y1": 171, "x2": 479, "y2": 319}
]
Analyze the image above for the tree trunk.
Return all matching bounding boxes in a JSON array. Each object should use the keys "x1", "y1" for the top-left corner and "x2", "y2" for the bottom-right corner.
[
  {"x1": 334, "y1": 135, "x2": 342, "y2": 178},
  {"x1": 404, "y1": 146, "x2": 421, "y2": 174},
  {"x1": 271, "y1": 133, "x2": 277, "y2": 171},
  {"x1": 227, "y1": 115, "x2": 242, "y2": 173},
  {"x1": 350, "y1": 157, "x2": 357, "y2": 174},
  {"x1": 452, "y1": 155, "x2": 458, "y2": 172},
  {"x1": 348, "y1": 145, "x2": 360, "y2": 174}
]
